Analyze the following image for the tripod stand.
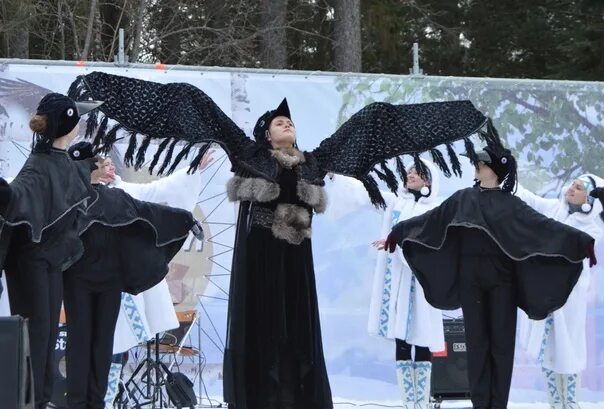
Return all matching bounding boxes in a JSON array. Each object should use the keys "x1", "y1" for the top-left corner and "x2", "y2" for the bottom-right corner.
[{"x1": 116, "y1": 334, "x2": 170, "y2": 408}]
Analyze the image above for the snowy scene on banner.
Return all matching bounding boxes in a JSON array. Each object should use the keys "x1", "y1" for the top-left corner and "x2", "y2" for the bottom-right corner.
[{"x1": 1, "y1": 62, "x2": 603, "y2": 405}]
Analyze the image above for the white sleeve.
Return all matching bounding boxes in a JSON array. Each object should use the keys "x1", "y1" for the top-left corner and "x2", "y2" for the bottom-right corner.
[
  {"x1": 323, "y1": 175, "x2": 395, "y2": 220},
  {"x1": 114, "y1": 167, "x2": 203, "y2": 211},
  {"x1": 515, "y1": 184, "x2": 560, "y2": 216}
]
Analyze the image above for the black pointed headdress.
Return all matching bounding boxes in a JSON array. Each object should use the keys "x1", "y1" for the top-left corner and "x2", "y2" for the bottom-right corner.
[{"x1": 253, "y1": 98, "x2": 292, "y2": 147}]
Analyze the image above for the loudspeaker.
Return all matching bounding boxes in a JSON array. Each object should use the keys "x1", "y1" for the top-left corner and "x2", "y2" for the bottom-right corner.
[
  {"x1": 431, "y1": 318, "x2": 471, "y2": 400},
  {"x1": 50, "y1": 326, "x2": 68, "y2": 409},
  {"x1": 0, "y1": 316, "x2": 35, "y2": 409}
]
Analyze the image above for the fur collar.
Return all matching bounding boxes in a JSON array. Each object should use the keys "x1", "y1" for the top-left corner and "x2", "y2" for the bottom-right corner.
[{"x1": 271, "y1": 148, "x2": 306, "y2": 169}]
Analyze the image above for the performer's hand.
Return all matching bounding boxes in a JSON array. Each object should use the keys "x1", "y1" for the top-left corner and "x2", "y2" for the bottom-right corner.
[
  {"x1": 371, "y1": 239, "x2": 386, "y2": 250},
  {"x1": 587, "y1": 242, "x2": 597, "y2": 267},
  {"x1": 196, "y1": 149, "x2": 215, "y2": 171},
  {"x1": 590, "y1": 187, "x2": 604, "y2": 204},
  {"x1": 191, "y1": 219, "x2": 204, "y2": 241},
  {"x1": 384, "y1": 232, "x2": 398, "y2": 253}
]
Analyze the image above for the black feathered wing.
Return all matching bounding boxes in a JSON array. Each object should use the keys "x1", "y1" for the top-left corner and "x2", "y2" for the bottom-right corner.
[
  {"x1": 311, "y1": 101, "x2": 492, "y2": 207},
  {"x1": 68, "y1": 71, "x2": 255, "y2": 175}
]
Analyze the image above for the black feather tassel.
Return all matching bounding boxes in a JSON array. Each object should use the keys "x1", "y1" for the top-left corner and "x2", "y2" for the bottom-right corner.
[
  {"x1": 361, "y1": 174, "x2": 386, "y2": 209},
  {"x1": 188, "y1": 144, "x2": 212, "y2": 174},
  {"x1": 413, "y1": 154, "x2": 428, "y2": 180},
  {"x1": 486, "y1": 118, "x2": 502, "y2": 146},
  {"x1": 102, "y1": 124, "x2": 123, "y2": 154},
  {"x1": 463, "y1": 138, "x2": 479, "y2": 166},
  {"x1": 167, "y1": 142, "x2": 195, "y2": 175},
  {"x1": 445, "y1": 143, "x2": 462, "y2": 177},
  {"x1": 395, "y1": 156, "x2": 408, "y2": 185},
  {"x1": 379, "y1": 161, "x2": 399, "y2": 194},
  {"x1": 149, "y1": 137, "x2": 172, "y2": 174},
  {"x1": 85, "y1": 109, "x2": 99, "y2": 139},
  {"x1": 429, "y1": 148, "x2": 451, "y2": 177},
  {"x1": 158, "y1": 139, "x2": 179, "y2": 175},
  {"x1": 93, "y1": 116, "x2": 109, "y2": 147},
  {"x1": 124, "y1": 132, "x2": 138, "y2": 167},
  {"x1": 135, "y1": 135, "x2": 152, "y2": 170}
]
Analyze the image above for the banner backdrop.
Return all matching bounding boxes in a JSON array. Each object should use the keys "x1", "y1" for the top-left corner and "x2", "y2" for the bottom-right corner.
[{"x1": 1, "y1": 61, "x2": 603, "y2": 403}]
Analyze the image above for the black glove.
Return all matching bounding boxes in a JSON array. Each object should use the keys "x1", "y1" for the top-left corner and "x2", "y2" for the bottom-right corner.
[
  {"x1": 384, "y1": 232, "x2": 398, "y2": 253},
  {"x1": 590, "y1": 187, "x2": 604, "y2": 204},
  {"x1": 191, "y1": 219, "x2": 204, "y2": 241},
  {"x1": 0, "y1": 178, "x2": 11, "y2": 208}
]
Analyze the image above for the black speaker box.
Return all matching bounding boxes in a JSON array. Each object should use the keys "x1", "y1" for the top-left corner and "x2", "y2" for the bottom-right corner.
[
  {"x1": 431, "y1": 318, "x2": 471, "y2": 400},
  {"x1": 50, "y1": 326, "x2": 68, "y2": 409},
  {"x1": 0, "y1": 316, "x2": 35, "y2": 409}
]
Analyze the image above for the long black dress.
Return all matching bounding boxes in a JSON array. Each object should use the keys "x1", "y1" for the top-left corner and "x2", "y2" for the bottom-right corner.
[{"x1": 224, "y1": 167, "x2": 332, "y2": 409}]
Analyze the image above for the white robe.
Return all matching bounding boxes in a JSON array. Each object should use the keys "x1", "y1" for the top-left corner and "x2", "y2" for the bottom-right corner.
[
  {"x1": 516, "y1": 178, "x2": 604, "y2": 373},
  {"x1": 367, "y1": 161, "x2": 445, "y2": 351},
  {"x1": 327, "y1": 160, "x2": 445, "y2": 352},
  {"x1": 110, "y1": 168, "x2": 203, "y2": 353}
]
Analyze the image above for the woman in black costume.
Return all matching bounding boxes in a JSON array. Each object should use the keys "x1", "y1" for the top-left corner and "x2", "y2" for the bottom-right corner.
[
  {"x1": 63, "y1": 142, "x2": 203, "y2": 409},
  {"x1": 0, "y1": 93, "x2": 101, "y2": 409},
  {"x1": 68, "y1": 71, "x2": 500, "y2": 409},
  {"x1": 384, "y1": 133, "x2": 596, "y2": 409}
]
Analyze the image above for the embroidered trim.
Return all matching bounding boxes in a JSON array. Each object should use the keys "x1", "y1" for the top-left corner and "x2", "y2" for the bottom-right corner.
[{"x1": 378, "y1": 210, "x2": 401, "y2": 337}]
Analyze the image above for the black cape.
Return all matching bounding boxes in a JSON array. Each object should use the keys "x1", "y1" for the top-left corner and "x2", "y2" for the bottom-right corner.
[
  {"x1": 0, "y1": 149, "x2": 93, "y2": 271},
  {"x1": 389, "y1": 187, "x2": 595, "y2": 320},
  {"x1": 68, "y1": 184, "x2": 195, "y2": 295}
]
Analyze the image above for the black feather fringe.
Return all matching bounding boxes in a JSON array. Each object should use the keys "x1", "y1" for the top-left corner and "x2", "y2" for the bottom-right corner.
[
  {"x1": 124, "y1": 132, "x2": 138, "y2": 167},
  {"x1": 360, "y1": 174, "x2": 386, "y2": 209},
  {"x1": 395, "y1": 156, "x2": 408, "y2": 185},
  {"x1": 167, "y1": 142, "x2": 195, "y2": 175},
  {"x1": 101, "y1": 124, "x2": 123, "y2": 154},
  {"x1": 188, "y1": 143, "x2": 212, "y2": 174},
  {"x1": 135, "y1": 135, "x2": 152, "y2": 170},
  {"x1": 149, "y1": 137, "x2": 172, "y2": 174},
  {"x1": 463, "y1": 138, "x2": 479, "y2": 166},
  {"x1": 85, "y1": 110, "x2": 99, "y2": 139},
  {"x1": 445, "y1": 143, "x2": 462, "y2": 177},
  {"x1": 158, "y1": 139, "x2": 179, "y2": 175},
  {"x1": 429, "y1": 148, "x2": 451, "y2": 177},
  {"x1": 93, "y1": 116, "x2": 109, "y2": 147},
  {"x1": 379, "y1": 161, "x2": 399, "y2": 194},
  {"x1": 413, "y1": 153, "x2": 428, "y2": 180}
]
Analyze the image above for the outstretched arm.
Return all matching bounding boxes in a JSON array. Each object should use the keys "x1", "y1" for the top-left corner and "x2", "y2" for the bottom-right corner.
[
  {"x1": 311, "y1": 101, "x2": 490, "y2": 208},
  {"x1": 68, "y1": 72, "x2": 253, "y2": 175}
]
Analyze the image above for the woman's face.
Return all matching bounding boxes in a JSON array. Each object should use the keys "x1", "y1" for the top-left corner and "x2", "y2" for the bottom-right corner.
[
  {"x1": 475, "y1": 161, "x2": 497, "y2": 183},
  {"x1": 406, "y1": 167, "x2": 429, "y2": 191},
  {"x1": 565, "y1": 179, "x2": 588, "y2": 206},
  {"x1": 268, "y1": 116, "x2": 296, "y2": 148},
  {"x1": 96, "y1": 157, "x2": 116, "y2": 183}
]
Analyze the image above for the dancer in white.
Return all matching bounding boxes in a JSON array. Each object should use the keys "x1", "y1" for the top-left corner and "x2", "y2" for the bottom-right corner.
[
  {"x1": 517, "y1": 175, "x2": 604, "y2": 409},
  {"x1": 369, "y1": 160, "x2": 444, "y2": 409}
]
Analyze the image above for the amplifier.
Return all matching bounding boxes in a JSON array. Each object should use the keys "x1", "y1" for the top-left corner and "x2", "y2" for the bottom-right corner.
[
  {"x1": 431, "y1": 318, "x2": 471, "y2": 401},
  {"x1": 0, "y1": 316, "x2": 34, "y2": 409}
]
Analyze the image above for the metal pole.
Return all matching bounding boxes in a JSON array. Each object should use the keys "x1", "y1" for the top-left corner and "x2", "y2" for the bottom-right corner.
[
  {"x1": 114, "y1": 28, "x2": 128, "y2": 66},
  {"x1": 412, "y1": 42, "x2": 422, "y2": 75}
]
